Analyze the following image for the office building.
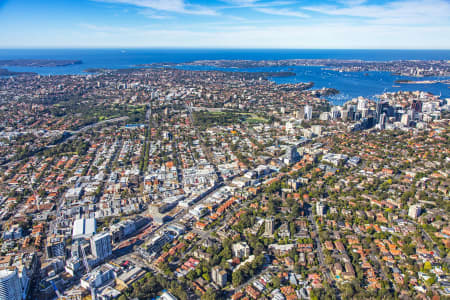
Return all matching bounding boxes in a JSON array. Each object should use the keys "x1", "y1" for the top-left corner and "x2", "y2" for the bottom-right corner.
[
  {"x1": 376, "y1": 101, "x2": 383, "y2": 117},
  {"x1": 311, "y1": 125, "x2": 322, "y2": 136},
  {"x1": 110, "y1": 217, "x2": 148, "y2": 243},
  {"x1": 379, "y1": 113, "x2": 387, "y2": 129},
  {"x1": 401, "y1": 114, "x2": 410, "y2": 126},
  {"x1": 319, "y1": 112, "x2": 330, "y2": 121},
  {"x1": 411, "y1": 100, "x2": 422, "y2": 113},
  {"x1": 316, "y1": 202, "x2": 327, "y2": 217},
  {"x1": 0, "y1": 268, "x2": 22, "y2": 300},
  {"x1": 284, "y1": 146, "x2": 301, "y2": 165},
  {"x1": 348, "y1": 105, "x2": 356, "y2": 121},
  {"x1": 341, "y1": 109, "x2": 349, "y2": 121},
  {"x1": 81, "y1": 264, "x2": 115, "y2": 290},
  {"x1": 295, "y1": 109, "x2": 304, "y2": 120},
  {"x1": 146, "y1": 231, "x2": 173, "y2": 255},
  {"x1": 2, "y1": 225, "x2": 22, "y2": 240},
  {"x1": 408, "y1": 205, "x2": 422, "y2": 219},
  {"x1": 357, "y1": 98, "x2": 367, "y2": 111},
  {"x1": 285, "y1": 121, "x2": 294, "y2": 133},
  {"x1": 45, "y1": 235, "x2": 65, "y2": 258},
  {"x1": 90, "y1": 233, "x2": 112, "y2": 262},
  {"x1": 361, "y1": 108, "x2": 369, "y2": 118},
  {"x1": 304, "y1": 105, "x2": 313, "y2": 120},
  {"x1": 232, "y1": 242, "x2": 251, "y2": 258},
  {"x1": 72, "y1": 218, "x2": 96, "y2": 240},
  {"x1": 148, "y1": 204, "x2": 172, "y2": 224},
  {"x1": 265, "y1": 217, "x2": 274, "y2": 236},
  {"x1": 211, "y1": 266, "x2": 227, "y2": 287},
  {"x1": 331, "y1": 106, "x2": 340, "y2": 119}
]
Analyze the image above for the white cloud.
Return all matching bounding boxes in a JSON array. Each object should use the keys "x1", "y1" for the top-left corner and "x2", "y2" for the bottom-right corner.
[
  {"x1": 2, "y1": 0, "x2": 449, "y2": 49},
  {"x1": 79, "y1": 23, "x2": 131, "y2": 32},
  {"x1": 221, "y1": 0, "x2": 308, "y2": 18},
  {"x1": 255, "y1": 7, "x2": 309, "y2": 18},
  {"x1": 3, "y1": 21, "x2": 449, "y2": 49},
  {"x1": 138, "y1": 9, "x2": 173, "y2": 19},
  {"x1": 303, "y1": 0, "x2": 450, "y2": 26},
  {"x1": 36, "y1": 21, "x2": 445, "y2": 49},
  {"x1": 93, "y1": 0, "x2": 218, "y2": 15},
  {"x1": 222, "y1": 0, "x2": 259, "y2": 5},
  {"x1": 221, "y1": 0, "x2": 294, "y2": 8},
  {"x1": 336, "y1": 0, "x2": 367, "y2": 6}
]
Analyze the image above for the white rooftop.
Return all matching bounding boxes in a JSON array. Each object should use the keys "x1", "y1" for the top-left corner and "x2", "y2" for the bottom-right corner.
[{"x1": 73, "y1": 218, "x2": 96, "y2": 239}]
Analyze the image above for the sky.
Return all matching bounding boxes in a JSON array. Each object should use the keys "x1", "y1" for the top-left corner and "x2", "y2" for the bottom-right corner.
[{"x1": 0, "y1": 0, "x2": 449, "y2": 49}]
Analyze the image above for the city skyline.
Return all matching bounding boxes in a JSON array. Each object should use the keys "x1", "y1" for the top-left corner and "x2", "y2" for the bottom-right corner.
[{"x1": 1, "y1": 0, "x2": 450, "y2": 49}]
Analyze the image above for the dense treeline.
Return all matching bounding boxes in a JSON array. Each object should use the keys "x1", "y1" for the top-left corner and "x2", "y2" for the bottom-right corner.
[
  {"x1": 41, "y1": 138, "x2": 90, "y2": 157},
  {"x1": 119, "y1": 272, "x2": 188, "y2": 300},
  {"x1": 46, "y1": 101, "x2": 146, "y2": 130},
  {"x1": 194, "y1": 111, "x2": 248, "y2": 128}
]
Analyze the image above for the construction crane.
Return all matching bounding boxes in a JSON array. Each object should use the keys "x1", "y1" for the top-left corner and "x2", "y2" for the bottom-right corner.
[
  {"x1": 80, "y1": 242, "x2": 97, "y2": 300},
  {"x1": 50, "y1": 259, "x2": 67, "y2": 300},
  {"x1": 51, "y1": 280, "x2": 64, "y2": 299}
]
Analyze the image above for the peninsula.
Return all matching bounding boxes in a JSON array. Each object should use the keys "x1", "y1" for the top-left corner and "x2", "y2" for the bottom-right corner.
[
  {"x1": 0, "y1": 59, "x2": 82, "y2": 67},
  {"x1": 140, "y1": 59, "x2": 450, "y2": 78},
  {"x1": 0, "y1": 68, "x2": 36, "y2": 76}
]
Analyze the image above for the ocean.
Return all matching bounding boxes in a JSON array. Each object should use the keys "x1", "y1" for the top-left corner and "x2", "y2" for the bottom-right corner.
[{"x1": 0, "y1": 49, "x2": 449, "y2": 104}]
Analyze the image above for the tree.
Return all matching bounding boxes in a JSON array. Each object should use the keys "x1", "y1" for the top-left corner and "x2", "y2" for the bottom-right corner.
[
  {"x1": 423, "y1": 261, "x2": 432, "y2": 272},
  {"x1": 342, "y1": 283, "x2": 355, "y2": 298},
  {"x1": 402, "y1": 244, "x2": 415, "y2": 256},
  {"x1": 201, "y1": 288, "x2": 218, "y2": 300},
  {"x1": 186, "y1": 270, "x2": 196, "y2": 281},
  {"x1": 232, "y1": 269, "x2": 244, "y2": 287},
  {"x1": 272, "y1": 275, "x2": 281, "y2": 289},
  {"x1": 202, "y1": 273, "x2": 211, "y2": 281},
  {"x1": 425, "y1": 276, "x2": 436, "y2": 287}
]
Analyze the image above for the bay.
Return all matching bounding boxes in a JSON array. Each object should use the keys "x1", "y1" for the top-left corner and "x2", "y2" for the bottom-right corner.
[{"x1": 0, "y1": 48, "x2": 449, "y2": 104}]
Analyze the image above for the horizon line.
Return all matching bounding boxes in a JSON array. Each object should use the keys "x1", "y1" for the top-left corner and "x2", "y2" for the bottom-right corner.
[{"x1": 1, "y1": 47, "x2": 450, "y2": 51}]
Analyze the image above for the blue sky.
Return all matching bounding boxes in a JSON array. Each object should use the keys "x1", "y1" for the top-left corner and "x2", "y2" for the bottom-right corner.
[{"x1": 0, "y1": 0, "x2": 449, "y2": 48}]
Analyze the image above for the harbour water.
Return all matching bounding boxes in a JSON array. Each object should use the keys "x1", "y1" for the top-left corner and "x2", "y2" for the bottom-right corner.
[{"x1": 1, "y1": 49, "x2": 449, "y2": 104}]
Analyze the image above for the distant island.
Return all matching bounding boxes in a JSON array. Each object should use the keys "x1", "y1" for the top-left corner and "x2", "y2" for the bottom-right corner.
[
  {"x1": 239, "y1": 71, "x2": 296, "y2": 79},
  {"x1": 85, "y1": 67, "x2": 296, "y2": 79},
  {"x1": 0, "y1": 59, "x2": 82, "y2": 67},
  {"x1": 0, "y1": 68, "x2": 36, "y2": 76},
  {"x1": 135, "y1": 59, "x2": 450, "y2": 78},
  {"x1": 255, "y1": 71, "x2": 296, "y2": 78}
]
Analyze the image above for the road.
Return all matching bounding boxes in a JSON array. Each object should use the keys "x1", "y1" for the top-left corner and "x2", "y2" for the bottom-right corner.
[
  {"x1": 369, "y1": 254, "x2": 389, "y2": 282},
  {"x1": 0, "y1": 116, "x2": 130, "y2": 169},
  {"x1": 185, "y1": 103, "x2": 224, "y2": 183},
  {"x1": 65, "y1": 116, "x2": 129, "y2": 139},
  {"x1": 49, "y1": 139, "x2": 123, "y2": 235},
  {"x1": 411, "y1": 220, "x2": 441, "y2": 258},
  {"x1": 307, "y1": 207, "x2": 333, "y2": 284},
  {"x1": 124, "y1": 104, "x2": 216, "y2": 261},
  {"x1": 231, "y1": 265, "x2": 275, "y2": 295}
]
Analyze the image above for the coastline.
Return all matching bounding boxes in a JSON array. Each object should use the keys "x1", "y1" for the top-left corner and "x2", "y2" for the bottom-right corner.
[
  {"x1": 0, "y1": 51, "x2": 448, "y2": 100},
  {"x1": 395, "y1": 79, "x2": 450, "y2": 85}
]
